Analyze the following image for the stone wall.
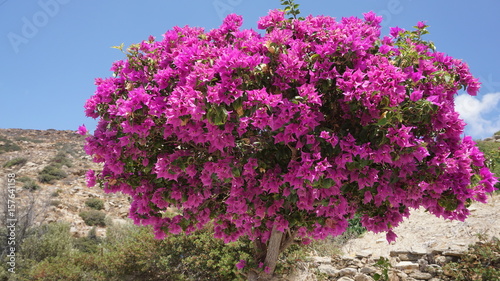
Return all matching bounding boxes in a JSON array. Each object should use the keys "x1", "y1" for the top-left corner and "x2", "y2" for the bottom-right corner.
[{"x1": 285, "y1": 249, "x2": 465, "y2": 281}]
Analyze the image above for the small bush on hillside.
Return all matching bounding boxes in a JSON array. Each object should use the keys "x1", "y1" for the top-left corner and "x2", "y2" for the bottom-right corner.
[
  {"x1": 85, "y1": 198, "x2": 104, "y2": 210},
  {"x1": 79, "y1": 210, "x2": 106, "y2": 227},
  {"x1": 476, "y1": 141, "x2": 500, "y2": 191},
  {"x1": 49, "y1": 200, "x2": 62, "y2": 207},
  {"x1": 55, "y1": 142, "x2": 81, "y2": 158},
  {"x1": 20, "y1": 223, "x2": 73, "y2": 262},
  {"x1": 52, "y1": 151, "x2": 73, "y2": 167},
  {"x1": 17, "y1": 176, "x2": 32, "y2": 182},
  {"x1": 14, "y1": 136, "x2": 45, "y2": 143},
  {"x1": 38, "y1": 163, "x2": 67, "y2": 184},
  {"x1": 0, "y1": 136, "x2": 21, "y2": 154},
  {"x1": 102, "y1": 223, "x2": 252, "y2": 281},
  {"x1": 51, "y1": 189, "x2": 62, "y2": 197},
  {"x1": 23, "y1": 179, "x2": 41, "y2": 191},
  {"x1": 3, "y1": 157, "x2": 27, "y2": 168},
  {"x1": 441, "y1": 235, "x2": 500, "y2": 280},
  {"x1": 74, "y1": 228, "x2": 101, "y2": 253},
  {"x1": 24, "y1": 255, "x2": 107, "y2": 281}
]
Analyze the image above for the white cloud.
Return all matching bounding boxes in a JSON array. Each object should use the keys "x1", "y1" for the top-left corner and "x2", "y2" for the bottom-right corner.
[{"x1": 455, "y1": 92, "x2": 500, "y2": 140}]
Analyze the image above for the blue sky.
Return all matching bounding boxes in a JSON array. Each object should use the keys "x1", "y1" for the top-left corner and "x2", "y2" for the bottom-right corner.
[{"x1": 1, "y1": 0, "x2": 499, "y2": 140}]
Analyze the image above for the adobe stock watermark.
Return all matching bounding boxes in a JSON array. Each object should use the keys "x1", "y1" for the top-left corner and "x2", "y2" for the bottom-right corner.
[
  {"x1": 5, "y1": 173, "x2": 17, "y2": 274},
  {"x1": 7, "y1": 0, "x2": 71, "y2": 54},
  {"x1": 480, "y1": 74, "x2": 500, "y2": 93},
  {"x1": 378, "y1": 0, "x2": 411, "y2": 28},
  {"x1": 213, "y1": 0, "x2": 243, "y2": 21}
]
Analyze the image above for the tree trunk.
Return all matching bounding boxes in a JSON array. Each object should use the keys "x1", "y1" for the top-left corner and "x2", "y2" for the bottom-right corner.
[{"x1": 247, "y1": 226, "x2": 297, "y2": 281}]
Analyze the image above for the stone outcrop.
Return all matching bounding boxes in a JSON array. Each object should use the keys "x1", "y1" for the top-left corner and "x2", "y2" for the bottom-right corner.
[{"x1": 283, "y1": 249, "x2": 471, "y2": 281}]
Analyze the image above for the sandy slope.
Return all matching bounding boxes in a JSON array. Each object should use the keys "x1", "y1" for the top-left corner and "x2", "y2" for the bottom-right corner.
[{"x1": 342, "y1": 194, "x2": 500, "y2": 258}]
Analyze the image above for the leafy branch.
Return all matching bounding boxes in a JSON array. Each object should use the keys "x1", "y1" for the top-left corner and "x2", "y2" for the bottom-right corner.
[{"x1": 280, "y1": 0, "x2": 303, "y2": 19}]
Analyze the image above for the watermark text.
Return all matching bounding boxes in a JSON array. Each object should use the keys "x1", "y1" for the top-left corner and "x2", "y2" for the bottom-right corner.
[
  {"x1": 5, "y1": 173, "x2": 17, "y2": 273},
  {"x1": 7, "y1": 0, "x2": 71, "y2": 54}
]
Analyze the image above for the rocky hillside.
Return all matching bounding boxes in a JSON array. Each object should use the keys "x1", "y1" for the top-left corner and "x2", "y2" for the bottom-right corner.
[{"x1": 0, "y1": 128, "x2": 130, "y2": 238}]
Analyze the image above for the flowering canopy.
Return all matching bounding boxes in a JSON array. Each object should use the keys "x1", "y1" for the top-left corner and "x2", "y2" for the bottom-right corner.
[{"x1": 84, "y1": 10, "x2": 497, "y2": 247}]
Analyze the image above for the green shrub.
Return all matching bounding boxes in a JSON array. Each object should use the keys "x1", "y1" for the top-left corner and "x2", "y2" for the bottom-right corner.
[
  {"x1": 0, "y1": 221, "x2": 306, "y2": 281},
  {"x1": 17, "y1": 176, "x2": 33, "y2": 182},
  {"x1": 51, "y1": 189, "x2": 62, "y2": 197},
  {"x1": 85, "y1": 198, "x2": 104, "y2": 210},
  {"x1": 101, "y1": 223, "x2": 251, "y2": 281},
  {"x1": 3, "y1": 157, "x2": 27, "y2": 168},
  {"x1": 38, "y1": 164, "x2": 67, "y2": 184},
  {"x1": 476, "y1": 141, "x2": 500, "y2": 191},
  {"x1": 24, "y1": 255, "x2": 107, "y2": 281},
  {"x1": 55, "y1": 142, "x2": 81, "y2": 158},
  {"x1": 14, "y1": 136, "x2": 44, "y2": 143},
  {"x1": 21, "y1": 223, "x2": 73, "y2": 262},
  {"x1": 52, "y1": 152, "x2": 73, "y2": 167},
  {"x1": 23, "y1": 179, "x2": 41, "y2": 191},
  {"x1": 441, "y1": 235, "x2": 500, "y2": 280},
  {"x1": 74, "y1": 228, "x2": 101, "y2": 253},
  {"x1": 0, "y1": 136, "x2": 21, "y2": 154},
  {"x1": 79, "y1": 210, "x2": 106, "y2": 227},
  {"x1": 49, "y1": 200, "x2": 62, "y2": 207}
]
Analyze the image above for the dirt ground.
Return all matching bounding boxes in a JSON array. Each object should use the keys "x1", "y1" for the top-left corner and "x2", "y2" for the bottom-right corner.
[{"x1": 342, "y1": 193, "x2": 500, "y2": 258}]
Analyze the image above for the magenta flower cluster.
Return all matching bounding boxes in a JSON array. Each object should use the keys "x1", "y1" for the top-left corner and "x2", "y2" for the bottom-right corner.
[{"x1": 84, "y1": 10, "x2": 496, "y2": 245}]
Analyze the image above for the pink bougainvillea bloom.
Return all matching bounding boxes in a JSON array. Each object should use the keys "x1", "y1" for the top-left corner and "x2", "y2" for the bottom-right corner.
[
  {"x1": 390, "y1": 26, "x2": 404, "y2": 37},
  {"x1": 77, "y1": 124, "x2": 88, "y2": 136},
  {"x1": 386, "y1": 230, "x2": 398, "y2": 243},
  {"x1": 416, "y1": 21, "x2": 427, "y2": 29},
  {"x1": 236, "y1": 260, "x2": 247, "y2": 270},
  {"x1": 86, "y1": 169, "x2": 96, "y2": 187}
]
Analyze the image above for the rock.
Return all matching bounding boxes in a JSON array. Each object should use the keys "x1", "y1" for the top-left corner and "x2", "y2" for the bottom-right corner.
[
  {"x1": 394, "y1": 261, "x2": 419, "y2": 271},
  {"x1": 409, "y1": 271, "x2": 433, "y2": 280},
  {"x1": 395, "y1": 271, "x2": 408, "y2": 279},
  {"x1": 388, "y1": 271, "x2": 400, "y2": 281},
  {"x1": 337, "y1": 277, "x2": 354, "y2": 281},
  {"x1": 442, "y1": 250, "x2": 462, "y2": 257},
  {"x1": 417, "y1": 258, "x2": 428, "y2": 271},
  {"x1": 286, "y1": 267, "x2": 317, "y2": 281},
  {"x1": 339, "y1": 267, "x2": 358, "y2": 277},
  {"x1": 410, "y1": 246, "x2": 428, "y2": 256},
  {"x1": 356, "y1": 250, "x2": 372, "y2": 258},
  {"x1": 308, "y1": 256, "x2": 332, "y2": 264},
  {"x1": 354, "y1": 273, "x2": 375, "y2": 281},
  {"x1": 69, "y1": 226, "x2": 79, "y2": 236},
  {"x1": 360, "y1": 266, "x2": 377, "y2": 274},
  {"x1": 433, "y1": 255, "x2": 447, "y2": 265},
  {"x1": 349, "y1": 259, "x2": 364, "y2": 268},
  {"x1": 423, "y1": 264, "x2": 441, "y2": 275},
  {"x1": 317, "y1": 264, "x2": 339, "y2": 277}
]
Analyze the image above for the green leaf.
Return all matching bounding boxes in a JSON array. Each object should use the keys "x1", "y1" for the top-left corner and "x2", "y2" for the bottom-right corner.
[
  {"x1": 321, "y1": 178, "x2": 335, "y2": 189},
  {"x1": 111, "y1": 43, "x2": 125, "y2": 52},
  {"x1": 376, "y1": 117, "x2": 389, "y2": 126}
]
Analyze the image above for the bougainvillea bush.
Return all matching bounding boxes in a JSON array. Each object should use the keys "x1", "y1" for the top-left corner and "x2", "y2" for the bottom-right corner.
[{"x1": 82, "y1": 6, "x2": 497, "y2": 279}]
